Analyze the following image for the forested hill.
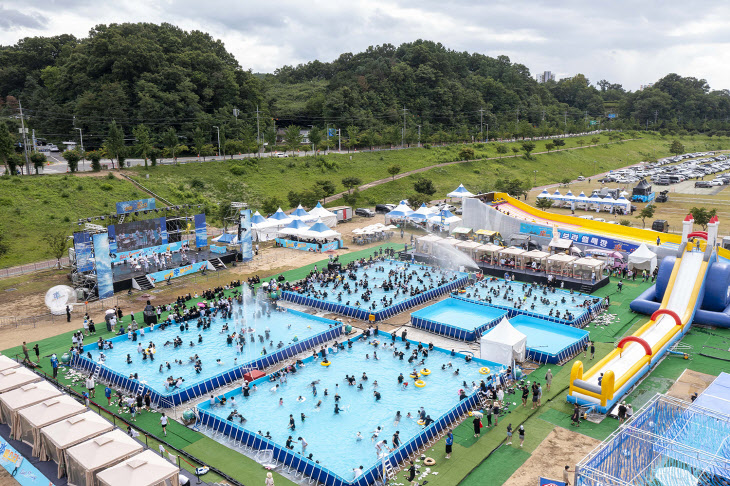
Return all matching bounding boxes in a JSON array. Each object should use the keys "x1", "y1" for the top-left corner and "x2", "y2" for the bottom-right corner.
[{"x1": 1, "y1": 23, "x2": 730, "y2": 147}]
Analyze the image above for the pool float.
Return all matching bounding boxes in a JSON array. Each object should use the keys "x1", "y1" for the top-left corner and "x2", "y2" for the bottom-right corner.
[
  {"x1": 423, "y1": 457, "x2": 436, "y2": 466},
  {"x1": 414, "y1": 380, "x2": 426, "y2": 388},
  {"x1": 197, "y1": 302, "x2": 206, "y2": 308},
  {"x1": 297, "y1": 397, "x2": 306, "y2": 402},
  {"x1": 420, "y1": 368, "x2": 431, "y2": 376},
  {"x1": 321, "y1": 361, "x2": 331, "y2": 367},
  {"x1": 468, "y1": 411, "x2": 473, "y2": 416},
  {"x1": 409, "y1": 373, "x2": 420, "y2": 379},
  {"x1": 417, "y1": 419, "x2": 426, "y2": 425},
  {"x1": 479, "y1": 367, "x2": 490, "y2": 375}
]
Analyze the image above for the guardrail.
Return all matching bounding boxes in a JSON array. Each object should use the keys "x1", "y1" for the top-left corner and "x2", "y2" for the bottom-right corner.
[
  {"x1": 0, "y1": 296, "x2": 119, "y2": 329},
  {"x1": 0, "y1": 257, "x2": 69, "y2": 279}
]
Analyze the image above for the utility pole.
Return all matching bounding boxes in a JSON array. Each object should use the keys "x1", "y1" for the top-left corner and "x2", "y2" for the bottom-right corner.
[
  {"x1": 654, "y1": 110, "x2": 658, "y2": 125},
  {"x1": 75, "y1": 127, "x2": 84, "y2": 169},
  {"x1": 541, "y1": 109, "x2": 545, "y2": 122},
  {"x1": 18, "y1": 99, "x2": 30, "y2": 175},
  {"x1": 213, "y1": 126, "x2": 221, "y2": 159},
  {"x1": 417, "y1": 125, "x2": 421, "y2": 147},
  {"x1": 255, "y1": 105, "x2": 261, "y2": 158},
  {"x1": 584, "y1": 110, "x2": 588, "y2": 129},
  {"x1": 402, "y1": 106, "x2": 408, "y2": 148},
  {"x1": 337, "y1": 128, "x2": 341, "y2": 153},
  {"x1": 479, "y1": 108, "x2": 485, "y2": 142},
  {"x1": 486, "y1": 124, "x2": 489, "y2": 142},
  {"x1": 516, "y1": 108, "x2": 520, "y2": 124},
  {"x1": 564, "y1": 111, "x2": 567, "y2": 130}
]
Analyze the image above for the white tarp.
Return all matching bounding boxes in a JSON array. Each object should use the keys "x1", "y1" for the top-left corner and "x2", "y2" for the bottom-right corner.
[
  {"x1": 628, "y1": 243, "x2": 657, "y2": 273},
  {"x1": 480, "y1": 318, "x2": 526, "y2": 366}
]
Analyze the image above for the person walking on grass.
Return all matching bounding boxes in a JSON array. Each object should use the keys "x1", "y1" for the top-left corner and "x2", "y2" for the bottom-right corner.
[
  {"x1": 407, "y1": 461, "x2": 417, "y2": 486},
  {"x1": 518, "y1": 425, "x2": 525, "y2": 447},
  {"x1": 445, "y1": 429, "x2": 453, "y2": 459},
  {"x1": 160, "y1": 413, "x2": 168, "y2": 436},
  {"x1": 571, "y1": 403, "x2": 581, "y2": 427},
  {"x1": 506, "y1": 423, "x2": 513, "y2": 445},
  {"x1": 265, "y1": 472, "x2": 275, "y2": 486},
  {"x1": 545, "y1": 369, "x2": 553, "y2": 392},
  {"x1": 33, "y1": 344, "x2": 39, "y2": 362},
  {"x1": 590, "y1": 341, "x2": 596, "y2": 360},
  {"x1": 85, "y1": 375, "x2": 95, "y2": 398},
  {"x1": 22, "y1": 342, "x2": 29, "y2": 362}
]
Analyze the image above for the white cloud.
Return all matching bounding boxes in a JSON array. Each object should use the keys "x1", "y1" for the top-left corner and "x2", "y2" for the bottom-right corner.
[{"x1": 1, "y1": 0, "x2": 727, "y2": 90}]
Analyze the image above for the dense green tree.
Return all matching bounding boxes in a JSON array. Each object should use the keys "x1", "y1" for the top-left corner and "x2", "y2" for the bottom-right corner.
[
  {"x1": 521, "y1": 141, "x2": 536, "y2": 158},
  {"x1": 495, "y1": 178, "x2": 528, "y2": 197},
  {"x1": 43, "y1": 231, "x2": 69, "y2": 268},
  {"x1": 284, "y1": 125, "x2": 302, "y2": 154},
  {"x1": 345, "y1": 125, "x2": 359, "y2": 152},
  {"x1": 459, "y1": 147, "x2": 475, "y2": 160},
  {"x1": 308, "y1": 127, "x2": 322, "y2": 153},
  {"x1": 86, "y1": 150, "x2": 102, "y2": 171},
  {"x1": 670, "y1": 140, "x2": 685, "y2": 156},
  {"x1": 30, "y1": 151, "x2": 46, "y2": 174},
  {"x1": 192, "y1": 127, "x2": 206, "y2": 158},
  {"x1": 413, "y1": 178, "x2": 436, "y2": 195},
  {"x1": 536, "y1": 198, "x2": 554, "y2": 210},
  {"x1": 133, "y1": 124, "x2": 154, "y2": 167},
  {"x1": 387, "y1": 165, "x2": 401, "y2": 180},
  {"x1": 545, "y1": 142, "x2": 555, "y2": 153},
  {"x1": 62, "y1": 149, "x2": 81, "y2": 172},
  {"x1": 260, "y1": 196, "x2": 282, "y2": 216},
  {"x1": 496, "y1": 144, "x2": 508, "y2": 158},
  {"x1": 104, "y1": 121, "x2": 125, "y2": 169},
  {"x1": 6, "y1": 154, "x2": 22, "y2": 175},
  {"x1": 636, "y1": 204, "x2": 656, "y2": 228},
  {"x1": 342, "y1": 176, "x2": 362, "y2": 194},
  {"x1": 0, "y1": 122, "x2": 14, "y2": 173},
  {"x1": 315, "y1": 180, "x2": 337, "y2": 203},
  {"x1": 689, "y1": 207, "x2": 717, "y2": 231},
  {"x1": 161, "y1": 128, "x2": 181, "y2": 162}
]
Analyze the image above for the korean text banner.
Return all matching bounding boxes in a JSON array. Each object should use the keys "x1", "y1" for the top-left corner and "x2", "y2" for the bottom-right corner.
[
  {"x1": 92, "y1": 233, "x2": 114, "y2": 299},
  {"x1": 194, "y1": 213, "x2": 208, "y2": 248},
  {"x1": 240, "y1": 209, "x2": 252, "y2": 261},
  {"x1": 73, "y1": 231, "x2": 94, "y2": 273},
  {"x1": 115, "y1": 198, "x2": 156, "y2": 215},
  {"x1": 557, "y1": 229, "x2": 638, "y2": 253},
  {"x1": 147, "y1": 261, "x2": 209, "y2": 284}
]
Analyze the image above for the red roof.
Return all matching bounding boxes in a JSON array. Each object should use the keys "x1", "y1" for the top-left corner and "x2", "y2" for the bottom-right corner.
[
  {"x1": 684, "y1": 214, "x2": 694, "y2": 222},
  {"x1": 709, "y1": 215, "x2": 719, "y2": 224}
]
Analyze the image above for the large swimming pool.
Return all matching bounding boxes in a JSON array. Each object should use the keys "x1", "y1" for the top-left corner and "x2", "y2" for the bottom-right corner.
[
  {"x1": 410, "y1": 298, "x2": 508, "y2": 341},
  {"x1": 287, "y1": 260, "x2": 466, "y2": 313},
  {"x1": 462, "y1": 277, "x2": 597, "y2": 323},
  {"x1": 198, "y1": 337, "x2": 501, "y2": 479},
  {"x1": 86, "y1": 299, "x2": 334, "y2": 395}
]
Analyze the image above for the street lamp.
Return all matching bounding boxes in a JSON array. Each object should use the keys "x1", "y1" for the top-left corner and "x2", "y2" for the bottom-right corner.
[
  {"x1": 213, "y1": 126, "x2": 222, "y2": 159},
  {"x1": 75, "y1": 127, "x2": 84, "y2": 169}
]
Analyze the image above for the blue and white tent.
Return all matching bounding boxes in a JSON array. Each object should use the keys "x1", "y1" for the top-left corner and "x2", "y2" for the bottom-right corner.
[
  {"x1": 385, "y1": 201, "x2": 414, "y2": 222},
  {"x1": 251, "y1": 211, "x2": 267, "y2": 225},
  {"x1": 447, "y1": 184, "x2": 475, "y2": 198},
  {"x1": 428, "y1": 209, "x2": 462, "y2": 229},
  {"x1": 536, "y1": 189, "x2": 550, "y2": 199},
  {"x1": 278, "y1": 218, "x2": 309, "y2": 237},
  {"x1": 268, "y1": 208, "x2": 291, "y2": 222},
  {"x1": 299, "y1": 219, "x2": 341, "y2": 240},
  {"x1": 308, "y1": 202, "x2": 338, "y2": 227},
  {"x1": 290, "y1": 204, "x2": 316, "y2": 221},
  {"x1": 408, "y1": 203, "x2": 437, "y2": 221},
  {"x1": 212, "y1": 232, "x2": 237, "y2": 244}
]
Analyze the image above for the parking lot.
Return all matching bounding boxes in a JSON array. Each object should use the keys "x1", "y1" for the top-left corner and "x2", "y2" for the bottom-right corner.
[{"x1": 670, "y1": 180, "x2": 728, "y2": 195}]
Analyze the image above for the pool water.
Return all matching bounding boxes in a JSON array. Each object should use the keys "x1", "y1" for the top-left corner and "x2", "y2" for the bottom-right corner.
[
  {"x1": 462, "y1": 278, "x2": 596, "y2": 321},
  {"x1": 199, "y1": 337, "x2": 500, "y2": 479},
  {"x1": 293, "y1": 260, "x2": 465, "y2": 312},
  {"x1": 86, "y1": 300, "x2": 334, "y2": 395},
  {"x1": 496, "y1": 315, "x2": 589, "y2": 354},
  {"x1": 411, "y1": 299, "x2": 507, "y2": 330}
]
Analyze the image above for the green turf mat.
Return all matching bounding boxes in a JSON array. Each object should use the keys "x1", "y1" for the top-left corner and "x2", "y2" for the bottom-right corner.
[{"x1": 459, "y1": 445, "x2": 531, "y2": 486}]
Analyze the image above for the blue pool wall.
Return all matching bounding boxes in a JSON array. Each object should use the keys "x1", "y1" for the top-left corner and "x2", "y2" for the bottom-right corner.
[
  {"x1": 504, "y1": 316, "x2": 590, "y2": 364},
  {"x1": 195, "y1": 330, "x2": 499, "y2": 486},
  {"x1": 410, "y1": 298, "x2": 508, "y2": 341},
  {"x1": 72, "y1": 312, "x2": 343, "y2": 406},
  {"x1": 281, "y1": 275, "x2": 471, "y2": 322}
]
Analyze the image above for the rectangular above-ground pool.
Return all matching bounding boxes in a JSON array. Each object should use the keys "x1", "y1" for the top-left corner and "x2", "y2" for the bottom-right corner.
[
  {"x1": 487, "y1": 315, "x2": 590, "y2": 364},
  {"x1": 281, "y1": 260, "x2": 470, "y2": 322},
  {"x1": 196, "y1": 332, "x2": 503, "y2": 486},
  {"x1": 410, "y1": 298, "x2": 508, "y2": 341}
]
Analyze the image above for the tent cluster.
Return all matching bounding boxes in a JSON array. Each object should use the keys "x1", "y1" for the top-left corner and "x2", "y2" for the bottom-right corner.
[
  {"x1": 385, "y1": 201, "x2": 463, "y2": 230},
  {"x1": 537, "y1": 189, "x2": 631, "y2": 214}
]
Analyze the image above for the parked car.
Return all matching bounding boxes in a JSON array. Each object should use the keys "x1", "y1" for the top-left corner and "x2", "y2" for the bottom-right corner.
[
  {"x1": 375, "y1": 204, "x2": 395, "y2": 214},
  {"x1": 274, "y1": 152, "x2": 288, "y2": 158},
  {"x1": 355, "y1": 208, "x2": 374, "y2": 217},
  {"x1": 695, "y1": 181, "x2": 712, "y2": 188},
  {"x1": 577, "y1": 176, "x2": 585, "y2": 181}
]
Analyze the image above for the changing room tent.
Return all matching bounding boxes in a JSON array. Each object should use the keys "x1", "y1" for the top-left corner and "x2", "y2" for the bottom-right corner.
[
  {"x1": 17, "y1": 395, "x2": 86, "y2": 455},
  {"x1": 96, "y1": 450, "x2": 180, "y2": 486},
  {"x1": 65, "y1": 429, "x2": 144, "y2": 486},
  {"x1": 308, "y1": 203, "x2": 338, "y2": 227},
  {"x1": 628, "y1": 243, "x2": 657, "y2": 273},
  {"x1": 0, "y1": 355, "x2": 20, "y2": 373},
  {"x1": 40, "y1": 411, "x2": 114, "y2": 478},
  {"x1": 0, "y1": 380, "x2": 61, "y2": 430},
  {"x1": 0, "y1": 366, "x2": 43, "y2": 394},
  {"x1": 480, "y1": 318, "x2": 527, "y2": 366}
]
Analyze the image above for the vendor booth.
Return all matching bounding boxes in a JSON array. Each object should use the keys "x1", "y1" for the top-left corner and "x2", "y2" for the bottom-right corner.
[
  {"x1": 522, "y1": 250, "x2": 549, "y2": 272},
  {"x1": 547, "y1": 253, "x2": 578, "y2": 276},
  {"x1": 0, "y1": 380, "x2": 61, "y2": 429},
  {"x1": 474, "y1": 243, "x2": 502, "y2": 265},
  {"x1": 415, "y1": 234, "x2": 443, "y2": 254},
  {"x1": 40, "y1": 411, "x2": 114, "y2": 478},
  {"x1": 65, "y1": 429, "x2": 144, "y2": 486},
  {"x1": 385, "y1": 201, "x2": 414, "y2": 224},
  {"x1": 451, "y1": 227, "x2": 473, "y2": 240},
  {"x1": 0, "y1": 355, "x2": 20, "y2": 373},
  {"x1": 548, "y1": 237, "x2": 574, "y2": 254},
  {"x1": 474, "y1": 229, "x2": 503, "y2": 245},
  {"x1": 275, "y1": 219, "x2": 342, "y2": 252},
  {"x1": 498, "y1": 246, "x2": 526, "y2": 269},
  {"x1": 480, "y1": 318, "x2": 527, "y2": 366},
  {"x1": 0, "y1": 367, "x2": 43, "y2": 394},
  {"x1": 628, "y1": 243, "x2": 657, "y2": 273},
  {"x1": 455, "y1": 240, "x2": 481, "y2": 259},
  {"x1": 571, "y1": 257, "x2": 605, "y2": 281},
  {"x1": 96, "y1": 450, "x2": 180, "y2": 486},
  {"x1": 16, "y1": 394, "x2": 86, "y2": 455}
]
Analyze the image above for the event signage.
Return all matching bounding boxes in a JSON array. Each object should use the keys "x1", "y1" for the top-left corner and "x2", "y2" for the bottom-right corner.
[
  {"x1": 73, "y1": 231, "x2": 94, "y2": 273},
  {"x1": 275, "y1": 238, "x2": 340, "y2": 252},
  {"x1": 111, "y1": 241, "x2": 187, "y2": 264},
  {"x1": 92, "y1": 233, "x2": 114, "y2": 299},
  {"x1": 0, "y1": 436, "x2": 54, "y2": 486},
  {"x1": 147, "y1": 261, "x2": 209, "y2": 284},
  {"x1": 321, "y1": 241, "x2": 340, "y2": 252},
  {"x1": 557, "y1": 229, "x2": 638, "y2": 253},
  {"x1": 209, "y1": 245, "x2": 227, "y2": 254},
  {"x1": 539, "y1": 478, "x2": 566, "y2": 486},
  {"x1": 519, "y1": 222, "x2": 554, "y2": 238},
  {"x1": 115, "y1": 198, "x2": 156, "y2": 215},
  {"x1": 240, "y1": 209, "x2": 253, "y2": 261},
  {"x1": 194, "y1": 213, "x2": 208, "y2": 248}
]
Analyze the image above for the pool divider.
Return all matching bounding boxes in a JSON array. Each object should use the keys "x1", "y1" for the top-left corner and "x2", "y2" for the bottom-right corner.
[
  {"x1": 195, "y1": 330, "x2": 500, "y2": 486},
  {"x1": 71, "y1": 316, "x2": 344, "y2": 407},
  {"x1": 281, "y1": 275, "x2": 471, "y2": 322},
  {"x1": 524, "y1": 331, "x2": 590, "y2": 365},
  {"x1": 410, "y1": 299, "x2": 508, "y2": 341}
]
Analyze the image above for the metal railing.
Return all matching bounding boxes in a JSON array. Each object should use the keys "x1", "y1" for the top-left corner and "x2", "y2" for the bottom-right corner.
[
  {"x1": 0, "y1": 257, "x2": 69, "y2": 279},
  {"x1": 0, "y1": 295, "x2": 119, "y2": 329}
]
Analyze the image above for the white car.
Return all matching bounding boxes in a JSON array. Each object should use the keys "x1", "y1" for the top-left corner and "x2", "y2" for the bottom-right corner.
[
  {"x1": 274, "y1": 152, "x2": 288, "y2": 158},
  {"x1": 710, "y1": 180, "x2": 724, "y2": 186}
]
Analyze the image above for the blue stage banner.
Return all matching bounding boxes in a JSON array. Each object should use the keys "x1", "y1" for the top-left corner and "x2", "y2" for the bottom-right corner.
[
  {"x1": 539, "y1": 478, "x2": 565, "y2": 486},
  {"x1": 92, "y1": 233, "x2": 114, "y2": 299},
  {"x1": 159, "y1": 216, "x2": 168, "y2": 244},
  {"x1": 107, "y1": 223, "x2": 117, "y2": 254},
  {"x1": 240, "y1": 209, "x2": 252, "y2": 261},
  {"x1": 210, "y1": 244, "x2": 227, "y2": 254},
  {"x1": 194, "y1": 213, "x2": 208, "y2": 248},
  {"x1": 557, "y1": 229, "x2": 638, "y2": 253},
  {"x1": 115, "y1": 198, "x2": 156, "y2": 215},
  {"x1": 73, "y1": 231, "x2": 94, "y2": 273},
  {"x1": 147, "y1": 261, "x2": 209, "y2": 284},
  {"x1": 520, "y1": 222, "x2": 553, "y2": 238},
  {"x1": 111, "y1": 241, "x2": 187, "y2": 263},
  {"x1": 321, "y1": 240, "x2": 340, "y2": 252},
  {"x1": 276, "y1": 238, "x2": 321, "y2": 252}
]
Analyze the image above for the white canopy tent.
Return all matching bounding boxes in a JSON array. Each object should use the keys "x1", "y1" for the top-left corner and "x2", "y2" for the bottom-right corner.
[
  {"x1": 0, "y1": 355, "x2": 20, "y2": 373},
  {"x1": 408, "y1": 203, "x2": 437, "y2": 222},
  {"x1": 297, "y1": 220, "x2": 342, "y2": 241},
  {"x1": 250, "y1": 211, "x2": 267, "y2": 225},
  {"x1": 0, "y1": 380, "x2": 61, "y2": 429},
  {"x1": 96, "y1": 450, "x2": 180, "y2": 486},
  {"x1": 17, "y1": 394, "x2": 86, "y2": 455},
  {"x1": 480, "y1": 318, "x2": 527, "y2": 366},
  {"x1": 277, "y1": 218, "x2": 309, "y2": 237},
  {"x1": 290, "y1": 204, "x2": 317, "y2": 223},
  {"x1": 308, "y1": 202, "x2": 338, "y2": 227},
  {"x1": 40, "y1": 411, "x2": 114, "y2": 478},
  {"x1": 0, "y1": 367, "x2": 43, "y2": 394},
  {"x1": 65, "y1": 429, "x2": 144, "y2": 486},
  {"x1": 211, "y1": 232, "x2": 237, "y2": 245},
  {"x1": 385, "y1": 201, "x2": 414, "y2": 223},
  {"x1": 415, "y1": 234, "x2": 443, "y2": 254},
  {"x1": 428, "y1": 210, "x2": 462, "y2": 230},
  {"x1": 447, "y1": 184, "x2": 475, "y2": 198},
  {"x1": 628, "y1": 243, "x2": 658, "y2": 273}
]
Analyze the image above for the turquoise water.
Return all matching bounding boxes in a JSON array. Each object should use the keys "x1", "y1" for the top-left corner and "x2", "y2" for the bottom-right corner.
[
  {"x1": 462, "y1": 278, "x2": 596, "y2": 321},
  {"x1": 85, "y1": 300, "x2": 334, "y2": 395},
  {"x1": 411, "y1": 299, "x2": 507, "y2": 330},
  {"x1": 293, "y1": 260, "x2": 465, "y2": 312},
  {"x1": 496, "y1": 315, "x2": 588, "y2": 354},
  {"x1": 199, "y1": 337, "x2": 500, "y2": 479}
]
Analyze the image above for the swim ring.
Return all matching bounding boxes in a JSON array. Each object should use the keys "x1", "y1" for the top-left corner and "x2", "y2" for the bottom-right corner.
[
  {"x1": 479, "y1": 367, "x2": 490, "y2": 375},
  {"x1": 417, "y1": 419, "x2": 426, "y2": 425},
  {"x1": 423, "y1": 457, "x2": 436, "y2": 466},
  {"x1": 321, "y1": 361, "x2": 331, "y2": 367},
  {"x1": 414, "y1": 380, "x2": 426, "y2": 388},
  {"x1": 468, "y1": 411, "x2": 473, "y2": 416},
  {"x1": 409, "y1": 373, "x2": 419, "y2": 379},
  {"x1": 420, "y1": 368, "x2": 431, "y2": 375}
]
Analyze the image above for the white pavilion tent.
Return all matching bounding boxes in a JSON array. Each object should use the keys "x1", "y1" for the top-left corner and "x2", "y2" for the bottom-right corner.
[
  {"x1": 0, "y1": 380, "x2": 61, "y2": 429},
  {"x1": 628, "y1": 244, "x2": 657, "y2": 273},
  {"x1": 575, "y1": 191, "x2": 592, "y2": 209},
  {"x1": 385, "y1": 201, "x2": 414, "y2": 223},
  {"x1": 39, "y1": 411, "x2": 114, "y2": 478},
  {"x1": 290, "y1": 204, "x2": 316, "y2": 222},
  {"x1": 428, "y1": 209, "x2": 462, "y2": 230},
  {"x1": 408, "y1": 203, "x2": 437, "y2": 222},
  {"x1": 308, "y1": 202, "x2": 338, "y2": 227},
  {"x1": 277, "y1": 219, "x2": 309, "y2": 237},
  {"x1": 447, "y1": 184, "x2": 475, "y2": 198},
  {"x1": 16, "y1": 394, "x2": 86, "y2": 455},
  {"x1": 0, "y1": 367, "x2": 43, "y2": 394},
  {"x1": 297, "y1": 220, "x2": 342, "y2": 241},
  {"x1": 536, "y1": 189, "x2": 550, "y2": 199},
  {"x1": 65, "y1": 429, "x2": 144, "y2": 486},
  {"x1": 96, "y1": 450, "x2": 180, "y2": 486},
  {"x1": 480, "y1": 318, "x2": 527, "y2": 366}
]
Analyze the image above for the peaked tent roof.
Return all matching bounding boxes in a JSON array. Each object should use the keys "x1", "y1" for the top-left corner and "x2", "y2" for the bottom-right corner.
[
  {"x1": 536, "y1": 189, "x2": 550, "y2": 198},
  {"x1": 96, "y1": 450, "x2": 180, "y2": 486},
  {"x1": 386, "y1": 201, "x2": 414, "y2": 218},
  {"x1": 480, "y1": 318, "x2": 527, "y2": 366},
  {"x1": 307, "y1": 220, "x2": 332, "y2": 233},
  {"x1": 309, "y1": 203, "x2": 336, "y2": 218},
  {"x1": 447, "y1": 184, "x2": 475, "y2": 198},
  {"x1": 291, "y1": 205, "x2": 310, "y2": 217},
  {"x1": 634, "y1": 179, "x2": 652, "y2": 190},
  {"x1": 284, "y1": 219, "x2": 309, "y2": 229},
  {"x1": 250, "y1": 211, "x2": 267, "y2": 225},
  {"x1": 268, "y1": 208, "x2": 291, "y2": 221}
]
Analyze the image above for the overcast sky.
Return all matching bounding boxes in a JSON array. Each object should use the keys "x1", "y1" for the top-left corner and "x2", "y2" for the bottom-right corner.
[{"x1": 3, "y1": 1, "x2": 730, "y2": 91}]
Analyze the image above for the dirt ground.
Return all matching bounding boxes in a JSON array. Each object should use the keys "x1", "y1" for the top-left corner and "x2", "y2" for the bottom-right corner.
[
  {"x1": 0, "y1": 215, "x2": 410, "y2": 350},
  {"x1": 665, "y1": 369, "x2": 717, "y2": 402},
  {"x1": 504, "y1": 427, "x2": 601, "y2": 486}
]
